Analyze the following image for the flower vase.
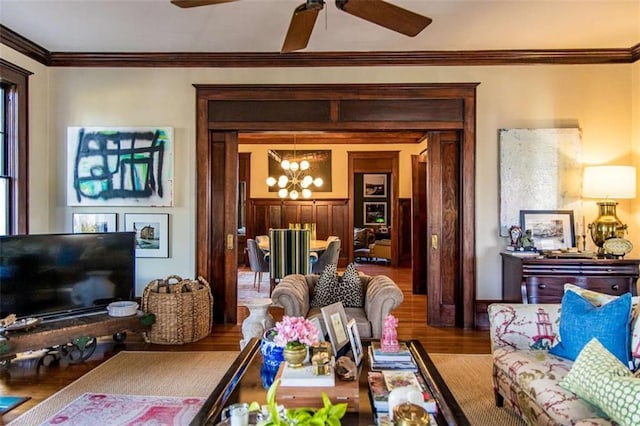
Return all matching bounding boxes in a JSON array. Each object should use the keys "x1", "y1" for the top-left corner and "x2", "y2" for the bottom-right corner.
[
  {"x1": 260, "y1": 328, "x2": 284, "y2": 369},
  {"x1": 283, "y1": 345, "x2": 307, "y2": 368}
]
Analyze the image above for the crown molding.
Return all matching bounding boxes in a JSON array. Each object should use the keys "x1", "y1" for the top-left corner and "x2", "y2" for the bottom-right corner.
[
  {"x1": 0, "y1": 25, "x2": 50, "y2": 65},
  {"x1": 632, "y1": 43, "x2": 640, "y2": 62},
  {"x1": 2, "y1": 24, "x2": 638, "y2": 68}
]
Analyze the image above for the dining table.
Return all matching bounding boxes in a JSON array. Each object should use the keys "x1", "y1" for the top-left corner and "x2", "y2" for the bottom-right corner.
[{"x1": 257, "y1": 239, "x2": 327, "y2": 253}]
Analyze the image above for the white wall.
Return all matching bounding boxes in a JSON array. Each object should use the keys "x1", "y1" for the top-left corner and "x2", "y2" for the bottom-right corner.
[{"x1": 1, "y1": 44, "x2": 637, "y2": 298}]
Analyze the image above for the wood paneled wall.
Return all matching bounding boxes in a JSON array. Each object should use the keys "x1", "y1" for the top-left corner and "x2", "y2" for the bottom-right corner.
[{"x1": 249, "y1": 198, "x2": 350, "y2": 266}]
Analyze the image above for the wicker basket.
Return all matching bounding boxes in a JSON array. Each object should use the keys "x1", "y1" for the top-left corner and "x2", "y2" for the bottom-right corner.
[{"x1": 141, "y1": 275, "x2": 213, "y2": 345}]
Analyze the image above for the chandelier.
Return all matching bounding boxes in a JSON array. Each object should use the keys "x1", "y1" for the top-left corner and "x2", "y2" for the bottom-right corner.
[{"x1": 266, "y1": 149, "x2": 323, "y2": 200}]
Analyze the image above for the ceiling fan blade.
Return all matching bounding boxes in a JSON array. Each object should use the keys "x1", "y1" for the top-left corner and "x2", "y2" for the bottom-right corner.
[
  {"x1": 335, "y1": 0, "x2": 431, "y2": 37},
  {"x1": 281, "y1": 3, "x2": 322, "y2": 53},
  {"x1": 170, "y1": 0, "x2": 238, "y2": 8}
]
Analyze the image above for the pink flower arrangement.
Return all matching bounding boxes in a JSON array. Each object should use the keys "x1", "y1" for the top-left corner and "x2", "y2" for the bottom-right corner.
[{"x1": 273, "y1": 316, "x2": 319, "y2": 349}]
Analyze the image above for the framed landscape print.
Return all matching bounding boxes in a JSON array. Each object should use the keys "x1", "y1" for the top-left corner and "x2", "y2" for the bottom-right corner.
[
  {"x1": 363, "y1": 174, "x2": 387, "y2": 197},
  {"x1": 520, "y1": 209, "x2": 575, "y2": 250},
  {"x1": 364, "y1": 202, "x2": 387, "y2": 225},
  {"x1": 124, "y1": 213, "x2": 169, "y2": 258},
  {"x1": 72, "y1": 213, "x2": 117, "y2": 233},
  {"x1": 321, "y1": 301, "x2": 350, "y2": 356}
]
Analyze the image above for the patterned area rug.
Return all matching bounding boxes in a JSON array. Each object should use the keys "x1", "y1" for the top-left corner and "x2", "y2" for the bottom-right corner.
[
  {"x1": 39, "y1": 393, "x2": 204, "y2": 426},
  {"x1": 238, "y1": 271, "x2": 270, "y2": 302},
  {"x1": 430, "y1": 353, "x2": 526, "y2": 426},
  {"x1": 9, "y1": 351, "x2": 239, "y2": 426}
]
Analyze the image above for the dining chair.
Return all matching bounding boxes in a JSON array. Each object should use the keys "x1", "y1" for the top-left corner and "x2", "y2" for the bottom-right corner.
[
  {"x1": 246, "y1": 238, "x2": 269, "y2": 292},
  {"x1": 268, "y1": 228, "x2": 317, "y2": 294},
  {"x1": 288, "y1": 223, "x2": 317, "y2": 241},
  {"x1": 311, "y1": 237, "x2": 341, "y2": 274}
]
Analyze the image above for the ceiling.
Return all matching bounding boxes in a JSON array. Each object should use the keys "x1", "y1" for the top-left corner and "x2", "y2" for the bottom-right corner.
[{"x1": 0, "y1": 0, "x2": 638, "y2": 54}]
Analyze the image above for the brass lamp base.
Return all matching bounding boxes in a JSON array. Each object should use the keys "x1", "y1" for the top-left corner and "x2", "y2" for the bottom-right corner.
[{"x1": 588, "y1": 200, "x2": 628, "y2": 255}]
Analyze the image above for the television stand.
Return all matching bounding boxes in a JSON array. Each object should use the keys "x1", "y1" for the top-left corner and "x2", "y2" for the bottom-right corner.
[{"x1": 0, "y1": 311, "x2": 154, "y2": 367}]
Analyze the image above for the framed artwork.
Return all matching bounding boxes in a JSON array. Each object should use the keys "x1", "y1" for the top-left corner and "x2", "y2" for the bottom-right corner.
[
  {"x1": 267, "y1": 149, "x2": 332, "y2": 192},
  {"x1": 309, "y1": 317, "x2": 326, "y2": 342},
  {"x1": 124, "y1": 213, "x2": 169, "y2": 258},
  {"x1": 499, "y1": 128, "x2": 582, "y2": 236},
  {"x1": 346, "y1": 318, "x2": 363, "y2": 366},
  {"x1": 520, "y1": 210, "x2": 575, "y2": 250},
  {"x1": 320, "y1": 301, "x2": 350, "y2": 356},
  {"x1": 67, "y1": 126, "x2": 174, "y2": 206},
  {"x1": 364, "y1": 202, "x2": 387, "y2": 225},
  {"x1": 72, "y1": 213, "x2": 117, "y2": 233},
  {"x1": 363, "y1": 174, "x2": 387, "y2": 198}
]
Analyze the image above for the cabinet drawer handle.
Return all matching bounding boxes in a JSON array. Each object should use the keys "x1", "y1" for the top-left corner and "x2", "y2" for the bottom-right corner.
[
  {"x1": 611, "y1": 284, "x2": 620, "y2": 290},
  {"x1": 538, "y1": 284, "x2": 546, "y2": 289}
]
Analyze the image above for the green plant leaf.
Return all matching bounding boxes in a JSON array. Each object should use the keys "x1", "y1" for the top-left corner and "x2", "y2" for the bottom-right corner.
[
  {"x1": 326, "y1": 416, "x2": 341, "y2": 426},
  {"x1": 328, "y1": 402, "x2": 347, "y2": 419}
]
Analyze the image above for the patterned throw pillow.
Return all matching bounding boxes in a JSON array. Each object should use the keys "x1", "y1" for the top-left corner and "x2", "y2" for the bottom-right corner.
[
  {"x1": 340, "y1": 263, "x2": 364, "y2": 308},
  {"x1": 549, "y1": 290, "x2": 631, "y2": 365},
  {"x1": 560, "y1": 338, "x2": 640, "y2": 426},
  {"x1": 310, "y1": 263, "x2": 340, "y2": 308},
  {"x1": 310, "y1": 263, "x2": 364, "y2": 308}
]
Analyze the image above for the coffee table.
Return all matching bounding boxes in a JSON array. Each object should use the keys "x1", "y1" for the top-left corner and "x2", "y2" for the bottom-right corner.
[{"x1": 192, "y1": 338, "x2": 470, "y2": 425}]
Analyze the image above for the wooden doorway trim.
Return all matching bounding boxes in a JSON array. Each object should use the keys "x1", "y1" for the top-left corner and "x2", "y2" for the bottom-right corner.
[
  {"x1": 195, "y1": 83, "x2": 477, "y2": 328},
  {"x1": 347, "y1": 151, "x2": 399, "y2": 266}
]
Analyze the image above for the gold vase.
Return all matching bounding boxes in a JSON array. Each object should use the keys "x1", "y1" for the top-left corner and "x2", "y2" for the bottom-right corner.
[{"x1": 283, "y1": 345, "x2": 307, "y2": 368}]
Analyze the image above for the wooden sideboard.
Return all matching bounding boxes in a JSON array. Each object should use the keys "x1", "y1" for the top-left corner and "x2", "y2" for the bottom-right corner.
[{"x1": 501, "y1": 253, "x2": 640, "y2": 304}]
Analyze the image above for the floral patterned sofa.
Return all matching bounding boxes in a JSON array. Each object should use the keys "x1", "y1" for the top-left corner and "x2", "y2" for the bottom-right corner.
[{"x1": 488, "y1": 301, "x2": 640, "y2": 425}]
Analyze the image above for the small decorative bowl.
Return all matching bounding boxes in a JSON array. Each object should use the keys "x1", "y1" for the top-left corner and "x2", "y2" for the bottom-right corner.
[{"x1": 107, "y1": 301, "x2": 139, "y2": 317}]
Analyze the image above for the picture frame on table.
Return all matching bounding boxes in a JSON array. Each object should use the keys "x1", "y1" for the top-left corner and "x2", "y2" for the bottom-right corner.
[
  {"x1": 346, "y1": 318, "x2": 363, "y2": 366},
  {"x1": 72, "y1": 213, "x2": 117, "y2": 233},
  {"x1": 520, "y1": 209, "x2": 575, "y2": 250},
  {"x1": 320, "y1": 301, "x2": 350, "y2": 357},
  {"x1": 363, "y1": 174, "x2": 387, "y2": 198},
  {"x1": 309, "y1": 317, "x2": 326, "y2": 342},
  {"x1": 124, "y1": 213, "x2": 170, "y2": 258}
]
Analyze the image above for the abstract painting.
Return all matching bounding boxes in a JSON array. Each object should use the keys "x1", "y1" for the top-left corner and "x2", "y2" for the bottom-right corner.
[{"x1": 67, "y1": 127, "x2": 173, "y2": 206}]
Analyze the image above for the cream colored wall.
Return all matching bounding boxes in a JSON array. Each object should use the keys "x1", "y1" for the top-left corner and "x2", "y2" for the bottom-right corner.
[
  {"x1": 0, "y1": 46, "x2": 51, "y2": 233},
  {"x1": 632, "y1": 60, "x2": 640, "y2": 255},
  {"x1": 240, "y1": 144, "x2": 424, "y2": 199},
  {"x1": 1, "y1": 45, "x2": 637, "y2": 298}
]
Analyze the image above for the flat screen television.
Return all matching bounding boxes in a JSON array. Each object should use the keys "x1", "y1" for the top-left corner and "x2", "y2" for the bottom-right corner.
[{"x1": 0, "y1": 232, "x2": 135, "y2": 321}]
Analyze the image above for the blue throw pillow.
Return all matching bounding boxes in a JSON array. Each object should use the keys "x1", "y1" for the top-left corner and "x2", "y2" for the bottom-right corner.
[{"x1": 549, "y1": 290, "x2": 631, "y2": 365}]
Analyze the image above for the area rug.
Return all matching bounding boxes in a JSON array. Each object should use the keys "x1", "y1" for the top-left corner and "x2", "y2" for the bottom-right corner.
[
  {"x1": 39, "y1": 393, "x2": 204, "y2": 425},
  {"x1": 238, "y1": 271, "x2": 269, "y2": 302},
  {"x1": 9, "y1": 350, "x2": 239, "y2": 426},
  {"x1": 430, "y1": 353, "x2": 526, "y2": 426}
]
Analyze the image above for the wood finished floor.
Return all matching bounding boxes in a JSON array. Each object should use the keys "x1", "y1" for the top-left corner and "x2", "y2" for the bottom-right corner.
[{"x1": 0, "y1": 263, "x2": 490, "y2": 423}]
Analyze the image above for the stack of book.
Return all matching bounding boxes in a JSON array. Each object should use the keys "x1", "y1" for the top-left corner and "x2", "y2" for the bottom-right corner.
[
  {"x1": 367, "y1": 370, "x2": 437, "y2": 415},
  {"x1": 368, "y1": 342, "x2": 417, "y2": 371}
]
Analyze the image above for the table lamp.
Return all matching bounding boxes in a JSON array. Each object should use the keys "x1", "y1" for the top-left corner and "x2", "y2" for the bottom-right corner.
[{"x1": 582, "y1": 165, "x2": 636, "y2": 254}]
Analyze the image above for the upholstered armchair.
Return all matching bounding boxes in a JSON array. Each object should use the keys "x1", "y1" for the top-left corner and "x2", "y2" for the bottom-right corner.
[
  {"x1": 353, "y1": 227, "x2": 375, "y2": 261},
  {"x1": 271, "y1": 273, "x2": 403, "y2": 339}
]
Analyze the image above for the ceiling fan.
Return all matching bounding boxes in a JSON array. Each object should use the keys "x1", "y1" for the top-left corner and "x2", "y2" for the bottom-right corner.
[{"x1": 170, "y1": 0, "x2": 432, "y2": 53}]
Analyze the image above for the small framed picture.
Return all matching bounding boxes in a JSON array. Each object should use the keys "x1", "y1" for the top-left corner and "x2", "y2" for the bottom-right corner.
[
  {"x1": 72, "y1": 213, "x2": 117, "y2": 233},
  {"x1": 321, "y1": 301, "x2": 350, "y2": 357},
  {"x1": 124, "y1": 213, "x2": 170, "y2": 258},
  {"x1": 520, "y1": 209, "x2": 575, "y2": 250},
  {"x1": 309, "y1": 316, "x2": 326, "y2": 342},
  {"x1": 346, "y1": 318, "x2": 363, "y2": 366},
  {"x1": 364, "y1": 202, "x2": 387, "y2": 225},
  {"x1": 363, "y1": 174, "x2": 387, "y2": 198}
]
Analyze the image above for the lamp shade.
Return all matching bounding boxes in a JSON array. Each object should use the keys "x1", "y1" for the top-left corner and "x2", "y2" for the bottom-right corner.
[{"x1": 582, "y1": 165, "x2": 637, "y2": 199}]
